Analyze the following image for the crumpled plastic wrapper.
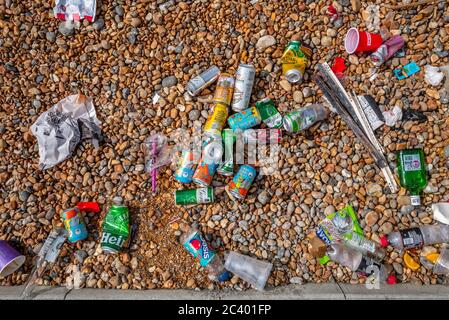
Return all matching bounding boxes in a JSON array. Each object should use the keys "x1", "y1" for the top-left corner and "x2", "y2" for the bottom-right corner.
[
  {"x1": 31, "y1": 94, "x2": 102, "y2": 170},
  {"x1": 382, "y1": 106, "x2": 402, "y2": 127},
  {"x1": 54, "y1": 0, "x2": 97, "y2": 22},
  {"x1": 424, "y1": 65, "x2": 445, "y2": 87}
]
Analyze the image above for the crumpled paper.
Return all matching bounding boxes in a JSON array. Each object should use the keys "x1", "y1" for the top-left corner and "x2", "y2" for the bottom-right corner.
[
  {"x1": 31, "y1": 94, "x2": 102, "y2": 170},
  {"x1": 54, "y1": 0, "x2": 97, "y2": 22}
]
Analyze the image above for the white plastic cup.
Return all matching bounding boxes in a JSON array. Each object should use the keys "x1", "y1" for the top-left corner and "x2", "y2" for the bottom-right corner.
[{"x1": 224, "y1": 251, "x2": 272, "y2": 291}]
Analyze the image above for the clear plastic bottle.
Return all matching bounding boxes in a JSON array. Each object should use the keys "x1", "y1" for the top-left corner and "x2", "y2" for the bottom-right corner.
[
  {"x1": 380, "y1": 224, "x2": 449, "y2": 250},
  {"x1": 342, "y1": 232, "x2": 386, "y2": 261},
  {"x1": 283, "y1": 104, "x2": 328, "y2": 133},
  {"x1": 180, "y1": 226, "x2": 230, "y2": 282},
  {"x1": 327, "y1": 243, "x2": 396, "y2": 284}
]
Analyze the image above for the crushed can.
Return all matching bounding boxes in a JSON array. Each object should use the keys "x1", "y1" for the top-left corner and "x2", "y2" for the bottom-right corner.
[
  {"x1": 281, "y1": 41, "x2": 312, "y2": 83},
  {"x1": 255, "y1": 98, "x2": 283, "y2": 128},
  {"x1": 228, "y1": 165, "x2": 257, "y2": 199},
  {"x1": 227, "y1": 106, "x2": 262, "y2": 131},
  {"x1": 213, "y1": 73, "x2": 235, "y2": 106}
]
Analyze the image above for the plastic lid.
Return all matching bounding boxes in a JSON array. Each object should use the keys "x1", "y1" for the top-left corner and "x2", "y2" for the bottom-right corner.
[
  {"x1": 380, "y1": 235, "x2": 389, "y2": 248},
  {"x1": 218, "y1": 271, "x2": 231, "y2": 282},
  {"x1": 387, "y1": 275, "x2": 397, "y2": 285}
]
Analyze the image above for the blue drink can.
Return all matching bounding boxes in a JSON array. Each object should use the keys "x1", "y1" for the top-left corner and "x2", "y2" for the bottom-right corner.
[
  {"x1": 174, "y1": 150, "x2": 201, "y2": 184},
  {"x1": 227, "y1": 106, "x2": 262, "y2": 131},
  {"x1": 227, "y1": 165, "x2": 257, "y2": 199},
  {"x1": 61, "y1": 208, "x2": 88, "y2": 243}
]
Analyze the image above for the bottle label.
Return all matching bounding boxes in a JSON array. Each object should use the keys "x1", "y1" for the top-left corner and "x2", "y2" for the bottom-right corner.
[
  {"x1": 357, "y1": 256, "x2": 382, "y2": 276},
  {"x1": 183, "y1": 231, "x2": 216, "y2": 267},
  {"x1": 402, "y1": 154, "x2": 421, "y2": 172},
  {"x1": 400, "y1": 228, "x2": 424, "y2": 249}
]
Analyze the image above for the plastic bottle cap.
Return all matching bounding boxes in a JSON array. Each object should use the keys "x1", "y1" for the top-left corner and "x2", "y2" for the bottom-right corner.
[
  {"x1": 218, "y1": 271, "x2": 231, "y2": 282},
  {"x1": 387, "y1": 275, "x2": 397, "y2": 285},
  {"x1": 380, "y1": 235, "x2": 389, "y2": 248}
]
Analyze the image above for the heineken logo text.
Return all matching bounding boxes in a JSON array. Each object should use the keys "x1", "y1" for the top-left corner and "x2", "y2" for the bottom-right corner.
[{"x1": 102, "y1": 232, "x2": 125, "y2": 247}]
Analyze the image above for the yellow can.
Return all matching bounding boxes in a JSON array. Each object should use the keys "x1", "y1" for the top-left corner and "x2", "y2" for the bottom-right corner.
[
  {"x1": 213, "y1": 73, "x2": 235, "y2": 106},
  {"x1": 281, "y1": 41, "x2": 311, "y2": 83},
  {"x1": 204, "y1": 103, "x2": 229, "y2": 138}
]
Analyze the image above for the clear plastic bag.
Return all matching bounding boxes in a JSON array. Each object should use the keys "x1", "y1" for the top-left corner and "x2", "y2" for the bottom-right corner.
[{"x1": 143, "y1": 134, "x2": 174, "y2": 172}]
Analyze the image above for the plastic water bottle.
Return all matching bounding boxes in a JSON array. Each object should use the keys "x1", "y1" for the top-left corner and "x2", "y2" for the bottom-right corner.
[
  {"x1": 380, "y1": 224, "x2": 449, "y2": 250},
  {"x1": 180, "y1": 226, "x2": 230, "y2": 282},
  {"x1": 224, "y1": 251, "x2": 273, "y2": 291},
  {"x1": 327, "y1": 243, "x2": 396, "y2": 284}
]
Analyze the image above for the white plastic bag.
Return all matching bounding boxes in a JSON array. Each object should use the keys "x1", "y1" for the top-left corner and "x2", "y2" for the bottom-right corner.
[
  {"x1": 424, "y1": 65, "x2": 444, "y2": 86},
  {"x1": 382, "y1": 106, "x2": 402, "y2": 127}
]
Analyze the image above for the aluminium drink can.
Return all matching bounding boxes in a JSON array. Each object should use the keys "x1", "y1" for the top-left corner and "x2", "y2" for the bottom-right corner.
[
  {"x1": 61, "y1": 207, "x2": 88, "y2": 243},
  {"x1": 213, "y1": 73, "x2": 235, "y2": 106},
  {"x1": 174, "y1": 149, "x2": 201, "y2": 184},
  {"x1": 255, "y1": 98, "x2": 283, "y2": 128},
  {"x1": 227, "y1": 165, "x2": 257, "y2": 199},
  {"x1": 192, "y1": 140, "x2": 224, "y2": 187},
  {"x1": 204, "y1": 103, "x2": 229, "y2": 138},
  {"x1": 174, "y1": 187, "x2": 214, "y2": 205},
  {"x1": 186, "y1": 65, "x2": 221, "y2": 96},
  {"x1": 232, "y1": 63, "x2": 256, "y2": 112},
  {"x1": 227, "y1": 106, "x2": 262, "y2": 131},
  {"x1": 217, "y1": 129, "x2": 235, "y2": 176},
  {"x1": 280, "y1": 41, "x2": 312, "y2": 83}
]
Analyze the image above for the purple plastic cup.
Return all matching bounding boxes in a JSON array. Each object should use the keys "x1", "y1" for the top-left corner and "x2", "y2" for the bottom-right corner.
[{"x1": 0, "y1": 241, "x2": 26, "y2": 278}]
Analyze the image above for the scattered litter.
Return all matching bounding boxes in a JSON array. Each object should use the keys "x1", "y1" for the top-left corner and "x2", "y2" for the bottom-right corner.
[
  {"x1": 402, "y1": 108, "x2": 427, "y2": 122},
  {"x1": 393, "y1": 61, "x2": 420, "y2": 80},
  {"x1": 54, "y1": 0, "x2": 96, "y2": 22},
  {"x1": 30, "y1": 94, "x2": 102, "y2": 170},
  {"x1": 152, "y1": 93, "x2": 161, "y2": 105},
  {"x1": 0, "y1": 241, "x2": 26, "y2": 278},
  {"x1": 356, "y1": 95, "x2": 384, "y2": 131},
  {"x1": 424, "y1": 65, "x2": 444, "y2": 86},
  {"x1": 382, "y1": 106, "x2": 402, "y2": 126},
  {"x1": 144, "y1": 134, "x2": 169, "y2": 193},
  {"x1": 371, "y1": 35, "x2": 405, "y2": 66},
  {"x1": 21, "y1": 228, "x2": 67, "y2": 299},
  {"x1": 432, "y1": 203, "x2": 449, "y2": 225},
  {"x1": 224, "y1": 251, "x2": 273, "y2": 291},
  {"x1": 331, "y1": 57, "x2": 346, "y2": 79},
  {"x1": 344, "y1": 28, "x2": 382, "y2": 54}
]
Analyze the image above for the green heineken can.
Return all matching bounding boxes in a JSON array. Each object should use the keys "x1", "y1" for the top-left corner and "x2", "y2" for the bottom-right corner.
[
  {"x1": 175, "y1": 187, "x2": 214, "y2": 205},
  {"x1": 256, "y1": 98, "x2": 283, "y2": 129},
  {"x1": 217, "y1": 129, "x2": 235, "y2": 176},
  {"x1": 100, "y1": 197, "x2": 129, "y2": 254}
]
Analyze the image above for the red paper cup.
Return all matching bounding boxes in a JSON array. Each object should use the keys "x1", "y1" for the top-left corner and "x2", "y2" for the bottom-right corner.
[{"x1": 344, "y1": 28, "x2": 382, "y2": 54}]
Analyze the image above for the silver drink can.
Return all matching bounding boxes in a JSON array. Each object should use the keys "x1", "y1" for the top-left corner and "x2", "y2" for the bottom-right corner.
[
  {"x1": 186, "y1": 65, "x2": 221, "y2": 96},
  {"x1": 231, "y1": 63, "x2": 256, "y2": 112}
]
